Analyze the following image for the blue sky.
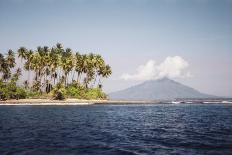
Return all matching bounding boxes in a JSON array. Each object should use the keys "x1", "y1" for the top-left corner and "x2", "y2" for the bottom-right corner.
[{"x1": 0, "y1": 0, "x2": 232, "y2": 96}]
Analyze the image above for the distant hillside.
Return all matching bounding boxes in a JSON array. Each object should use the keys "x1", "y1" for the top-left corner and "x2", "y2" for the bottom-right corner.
[{"x1": 109, "y1": 78, "x2": 215, "y2": 100}]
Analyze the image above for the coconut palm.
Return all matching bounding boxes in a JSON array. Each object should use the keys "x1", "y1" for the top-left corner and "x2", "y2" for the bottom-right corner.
[
  {"x1": 1, "y1": 43, "x2": 112, "y2": 97},
  {"x1": 17, "y1": 47, "x2": 27, "y2": 62},
  {"x1": 97, "y1": 64, "x2": 112, "y2": 88},
  {"x1": 50, "y1": 48, "x2": 60, "y2": 85},
  {"x1": 0, "y1": 54, "x2": 11, "y2": 82},
  {"x1": 75, "y1": 52, "x2": 84, "y2": 83},
  {"x1": 24, "y1": 50, "x2": 34, "y2": 87},
  {"x1": 60, "y1": 48, "x2": 74, "y2": 86},
  {"x1": 6, "y1": 50, "x2": 16, "y2": 69}
]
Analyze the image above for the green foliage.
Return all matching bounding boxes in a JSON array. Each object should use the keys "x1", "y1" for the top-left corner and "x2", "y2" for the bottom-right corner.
[
  {"x1": 52, "y1": 82, "x2": 66, "y2": 100},
  {"x1": 0, "y1": 80, "x2": 27, "y2": 100},
  {"x1": 85, "y1": 88, "x2": 107, "y2": 100},
  {"x1": 65, "y1": 82, "x2": 106, "y2": 100},
  {"x1": 15, "y1": 87, "x2": 27, "y2": 99},
  {"x1": 66, "y1": 85, "x2": 79, "y2": 97},
  {"x1": 0, "y1": 43, "x2": 112, "y2": 100},
  {"x1": 0, "y1": 87, "x2": 8, "y2": 100},
  {"x1": 26, "y1": 91, "x2": 41, "y2": 98}
]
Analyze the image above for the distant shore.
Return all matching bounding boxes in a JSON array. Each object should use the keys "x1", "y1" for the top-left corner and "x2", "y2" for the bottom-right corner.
[{"x1": 0, "y1": 98, "x2": 232, "y2": 105}]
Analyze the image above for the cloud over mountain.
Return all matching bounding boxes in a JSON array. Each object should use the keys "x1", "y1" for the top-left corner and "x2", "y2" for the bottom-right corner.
[{"x1": 121, "y1": 56, "x2": 191, "y2": 81}]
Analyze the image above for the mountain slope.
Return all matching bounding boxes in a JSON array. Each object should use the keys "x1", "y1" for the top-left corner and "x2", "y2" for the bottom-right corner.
[{"x1": 109, "y1": 78, "x2": 214, "y2": 100}]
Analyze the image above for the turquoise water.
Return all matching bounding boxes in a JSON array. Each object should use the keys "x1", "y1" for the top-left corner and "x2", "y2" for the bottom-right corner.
[{"x1": 0, "y1": 104, "x2": 232, "y2": 155}]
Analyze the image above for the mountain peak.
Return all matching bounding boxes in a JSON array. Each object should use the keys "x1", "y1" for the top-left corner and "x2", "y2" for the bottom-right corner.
[{"x1": 109, "y1": 78, "x2": 214, "y2": 100}]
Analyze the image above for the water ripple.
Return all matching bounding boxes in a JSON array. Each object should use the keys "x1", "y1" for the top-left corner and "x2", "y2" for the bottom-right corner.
[{"x1": 0, "y1": 104, "x2": 232, "y2": 155}]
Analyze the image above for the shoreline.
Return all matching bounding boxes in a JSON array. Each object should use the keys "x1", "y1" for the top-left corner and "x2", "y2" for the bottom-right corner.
[
  {"x1": 0, "y1": 98, "x2": 232, "y2": 105},
  {"x1": 0, "y1": 99, "x2": 160, "y2": 105}
]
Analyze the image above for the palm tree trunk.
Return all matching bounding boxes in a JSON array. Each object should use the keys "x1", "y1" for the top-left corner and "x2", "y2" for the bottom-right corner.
[
  {"x1": 91, "y1": 73, "x2": 98, "y2": 88},
  {"x1": 72, "y1": 70, "x2": 75, "y2": 82}
]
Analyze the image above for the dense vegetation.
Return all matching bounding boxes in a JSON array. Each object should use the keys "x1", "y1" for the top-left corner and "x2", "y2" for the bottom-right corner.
[{"x1": 0, "y1": 43, "x2": 112, "y2": 100}]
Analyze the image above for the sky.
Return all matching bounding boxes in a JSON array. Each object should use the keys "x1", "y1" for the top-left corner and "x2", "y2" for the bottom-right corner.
[{"x1": 0, "y1": 0, "x2": 232, "y2": 96}]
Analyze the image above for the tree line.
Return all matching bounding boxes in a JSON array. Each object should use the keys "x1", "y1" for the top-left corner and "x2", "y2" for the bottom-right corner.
[{"x1": 0, "y1": 43, "x2": 112, "y2": 99}]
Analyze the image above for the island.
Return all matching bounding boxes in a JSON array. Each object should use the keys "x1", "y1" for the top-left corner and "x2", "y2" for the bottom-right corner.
[{"x1": 0, "y1": 43, "x2": 112, "y2": 102}]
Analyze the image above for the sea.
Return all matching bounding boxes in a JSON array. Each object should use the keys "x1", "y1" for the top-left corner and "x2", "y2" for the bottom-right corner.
[{"x1": 0, "y1": 103, "x2": 232, "y2": 155}]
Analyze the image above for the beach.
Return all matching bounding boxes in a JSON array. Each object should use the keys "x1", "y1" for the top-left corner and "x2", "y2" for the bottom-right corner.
[
  {"x1": 0, "y1": 98, "x2": 162, "y2": 105},
  {"x1": 1, "y1": 98, "x2": 232, "y2": 105}
]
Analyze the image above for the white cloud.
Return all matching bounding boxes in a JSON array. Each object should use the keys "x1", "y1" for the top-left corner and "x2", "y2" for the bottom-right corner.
[{"x1": 121, "y1": 56, "x2": 191, "y2": 81}]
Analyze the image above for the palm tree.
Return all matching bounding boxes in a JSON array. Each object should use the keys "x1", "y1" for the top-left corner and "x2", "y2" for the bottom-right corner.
[
  {"x1": 6, "y1": 50, "x2": 16, "y2": 69},
  {"x1": 50, "y1": 48, "x2": 60, "y2": 85},
  {"x1": 92, "y1": 54, "x2": 104, "y2": 87},
  {"x1": 0, "y1": 54, "x2": 11, "y2": 82},
  {"x1": 56, "y1": 43, "x2": 63, "y2": 50},
  {"x1": 103, "y1": 65, "x2": 112, "y2": 78},
  {"x1": 61, "y1": 48, "x2": 74, "y2": 86},
  {"x1": 17, "y1": 47, "x2": 27, "y2": 62},
  {"x1": 31, "y1": 52, "x2": 42, "y2": 84},
  {"x1": 98, "y1": 64, "x2": 112, "y2": 88},
  {"x1": 75, "y1": 52, "x2": 83, "y2": 83},
  {"x1": 1, "y1": 43, "x2": 112, "y2": 96},
  {"x1": 24, "y1": 49, "x2": 33, "y2": 87}
]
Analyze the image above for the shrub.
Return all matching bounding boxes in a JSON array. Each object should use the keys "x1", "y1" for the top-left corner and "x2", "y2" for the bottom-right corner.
[
  {"x1": 0, "y1": 83, "x2": 27, "y2": 100},
  {"x1": 52, "y1": 82, "x2": 66, "y2": 100},
  {"x1": 66, "y1": 83, "x2": 87, "y2": 99},
  {"x1": 15, "y1": 87, "x2": 27, "y2": 99},
  {"x1": 85, "y1": 88, "x2": 107, "y2": 100},
  {"x1": 0, "y1": 87, "x2": 8, "y2": 100},
  {"x1": 53, "y1": 88, "x2": 66, "y2": 100},
  {"x1": 66, "y1": 86, "x2": 79, "y2": 97},
  {"x1": 26, "y1": 91, "x2": 41, "y2": 98}
]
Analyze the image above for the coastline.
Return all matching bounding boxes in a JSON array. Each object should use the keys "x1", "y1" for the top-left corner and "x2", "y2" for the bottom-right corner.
[
  {"x1": 0, "y1": 98, "x2": 160, "y2": 105},
  {"x1": 0, "y1": 98, "x2": 232, "y2": 105}
]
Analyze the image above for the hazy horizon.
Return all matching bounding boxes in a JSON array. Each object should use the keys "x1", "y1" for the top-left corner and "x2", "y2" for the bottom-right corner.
[{"x1": 1, "y1": 0, "x2": 232, "y2": 97}]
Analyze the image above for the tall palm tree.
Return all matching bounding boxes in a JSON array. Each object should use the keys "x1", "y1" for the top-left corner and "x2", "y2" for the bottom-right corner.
[
  {"x1": 31, "y1": 52, "x2": 42, "y2": 83},
  {"x1": 24, "y1": 49, "x2": 33, "y2": 87},
  {"x1": 60, "y1": 48, "x2": 74, "y2": 86},
  {"x1": 1, "y1": 43, "x2": 112, "y2": 95},
  {"x1": 0, "y1": 54, "x2": 11, "y2": 82},
  {"x1": 75, "y1": 52, "x2": 83, "y2": 83},
  {"x1": 98, "y1": 64, "x2": 112, "y2": 88},
  {"x1": 92, "y1": 54, "x2": 104, "y2": 87},
  {"x1": 50, "y1": 48, "x2": 59, "y2": 86}
]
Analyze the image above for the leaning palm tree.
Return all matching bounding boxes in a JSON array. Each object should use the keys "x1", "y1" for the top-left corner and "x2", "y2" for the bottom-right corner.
[
  {"x1": 98, "y1": 64, "x2": 112, "y2": 88},
  {"x1": 103, "y1": 65, "x2": 112, "y2": 78}
]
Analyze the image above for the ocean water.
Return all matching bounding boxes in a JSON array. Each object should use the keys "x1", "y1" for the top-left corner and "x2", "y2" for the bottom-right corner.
[{"x1": 0, "y1": 104, "x2": 232, "y2": 155}]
